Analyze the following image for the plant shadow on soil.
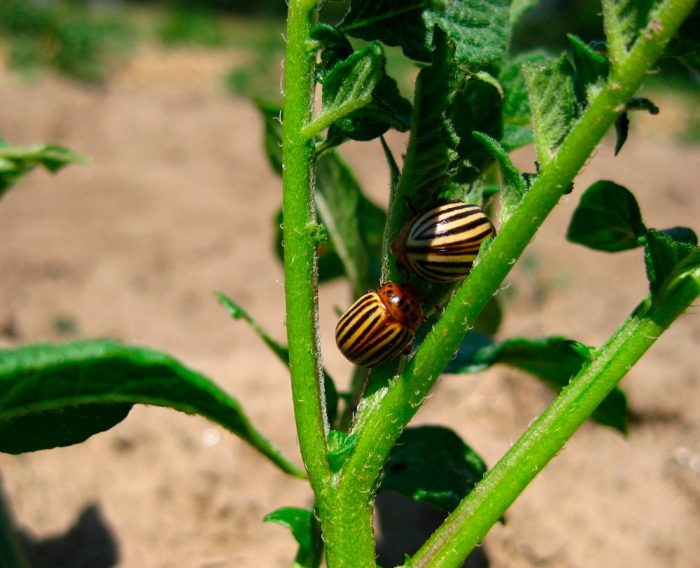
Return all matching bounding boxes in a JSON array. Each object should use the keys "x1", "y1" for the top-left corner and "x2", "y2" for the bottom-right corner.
[{"x1": 19, "y1": 504, "x2": 119, "y2": 568}]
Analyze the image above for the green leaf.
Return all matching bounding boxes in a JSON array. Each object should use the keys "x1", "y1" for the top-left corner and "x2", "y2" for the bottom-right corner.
[
  {"x1": 644, "y1": 229, "x2": 700, "y2": 297},
  {"x1": 311, "y1": 26, "x2": 411, "y2": 147},
  {"x1": 216, "y1": 292, "x2": 288, "y2": 362},
  {"x1": 500, "y1": 124, "x2": 533, "y2": 151},
  {"x1": 315, "y1": 152, "x2": 386, "y2": 294},
  {"x1": 264, "y1": 507, "x2": 322, "y2": 568},
  {"x1": 379, "y1": 426, "x2": 488, "y2": 512},
  {"x1": 445, "y1": 337, "x2": 628, "y2": 433},
  {"x1": 476, "y1": 337, "x2": 593, "y2": 384},
  {"x1": 404, "y1": 28, "x2": 460, "y2": 198},
  {"x1": 499, "y1": 51, "x2": 548, "y2": 126},
  {"x1": 602, "y1": 0, "x2": 655, "y2": 58},
  {"x1": 0, "y1": 340, "x2": 304, "y2": 476},
  {"x1": 340, "y1": 0, "x2": 511, "y2": 70},
  {"x1": 311, "y1": 24, "x2": 354, "y2": 83},
  {"x1": 0, "y1": 142, "x2": 86, "y2": 198},
  {"x1": 305, "y1": 43, "x2": 386, "y2": 139},
  {"x1": 422, "y1": 1, "x2": 511, "y2": 70},
  {"x1": 326, "y1": 72, "x2": 412, "y2": 144},
  {"x1": 326, "y1": 430, "x2": 358, "y2": 473},
  {"x1": 498, "y1": 51, "x2": 548, "y2": 150},
  {"x1": 567, "y1": 35, "x2": 609, "y2": 107},
  {"x1": 660, "y1": 226, "x2": 698, "y2": 245},
  {"x1": 567, "y1": 180, "x2": 647, "y2": 252},
  {"x1": 472, "y1": 131, "x2": 526, "y2": 223},
  {"x1": 254, "y1": 99, "x2": 284, "y2": 176},
  {"x1": 524, "y1": 53, "x2": 576, "y2": 166},
  {"x1": 216, "y1": 293, "x2": 339, "y2": 426},
  {"x1": 404, "y1": 29, "x2": 503, "y2": 199},
  {"x1": 449, "y1": 71, "x2": 504, "y2": 183}
]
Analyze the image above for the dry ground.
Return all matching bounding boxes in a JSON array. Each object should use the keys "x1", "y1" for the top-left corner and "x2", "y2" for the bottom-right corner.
[{"x1": 0, "y1": 47, "x2": 699, "y2": 567}]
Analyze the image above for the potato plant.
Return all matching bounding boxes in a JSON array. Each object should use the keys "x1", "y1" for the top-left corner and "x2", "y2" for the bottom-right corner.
[{"x1": 1, "y1": 1, "x2": 700, "y2": 567}]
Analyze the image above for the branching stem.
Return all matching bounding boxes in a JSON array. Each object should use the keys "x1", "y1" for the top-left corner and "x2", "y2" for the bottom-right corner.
[
  {"x1": 331, "y1": 0, "x2": 698, "y2": 565},
  {"x1": 602, "y1": 0, "x2": 630, "y2": 68},
  {"x1": 281, "y1": 0, "x2": 698, "y2": 566}
]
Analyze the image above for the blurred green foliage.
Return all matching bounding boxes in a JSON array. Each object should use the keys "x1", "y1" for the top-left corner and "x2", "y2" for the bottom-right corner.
[
  {"x1": 224, "y1": 19, "x2": 285, "y2": 100},
  {"x1": 123, "y1": 0, "x2": 289, "y2": 17},
  {"x1": 514, "y1": 0, "x2": 700, "y2": 88},
  {"x1": 0, "y1": 0, "x2": 695, "y2": 113},
  {"x1": 512, "y1": 0, "x2": 699, "y2": 147},
  {"x1": 157, "y1": 8, "x2": 227, "y2": 47},
  {"x1": 512, "y1": 0, "x2": 604, "y2": 50},
  {"x1": 53, "y1": 315, "x2": 80, "y2": 337},
  {"x1": 0, "y1": 0, "x2": 136, "y2": 84},
  {"x1": 678, "y1": 107, "x2": 700, "y2": 145}
]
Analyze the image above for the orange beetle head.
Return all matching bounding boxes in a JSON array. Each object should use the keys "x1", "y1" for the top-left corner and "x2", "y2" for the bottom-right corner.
[{"x1": 377, "y1": 282, "x2": 424, "y2": 331}]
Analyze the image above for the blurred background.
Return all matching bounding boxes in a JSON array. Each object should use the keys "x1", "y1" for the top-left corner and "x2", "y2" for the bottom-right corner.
[
  {"x1": 0, "y1": 0, "x2": 697, "y2": 103},
  {"x1": 0, "y1": 1, "x2": 698, "y2": 567}
]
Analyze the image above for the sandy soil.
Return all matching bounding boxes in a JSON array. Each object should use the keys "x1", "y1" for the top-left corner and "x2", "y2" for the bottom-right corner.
[{"x1": 0, "y1": 47, "x2": 698, "y2": 568}]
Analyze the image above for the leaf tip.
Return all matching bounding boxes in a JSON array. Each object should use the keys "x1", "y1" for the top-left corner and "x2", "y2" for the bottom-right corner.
[{"x1": 215, "y1": 291, "x2": 243, "y2": 319}]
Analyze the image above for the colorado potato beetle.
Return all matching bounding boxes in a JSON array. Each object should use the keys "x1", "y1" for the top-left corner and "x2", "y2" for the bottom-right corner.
[
  {"x1": 335, "y1": 282, "x2": 424, "y2": 368},
  {"x1": 391, "y1": 201, "x2": 495, "y2": 283}
]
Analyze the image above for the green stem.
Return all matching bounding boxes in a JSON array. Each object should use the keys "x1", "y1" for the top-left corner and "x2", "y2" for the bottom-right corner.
[
  {"x1": 0, "y1": 478, "x2": 29, "y2": 568},
  {"x1": 336, "y1": 0, "x2": 696, "y2": 549},
  {"x1": 282, "y1": 2, "x2": 379, "y2": 564},
  {"x1": 409, "y1": 273, "x2": 700, "y2": 567},
  {"x1": 601, "y1": 0, "x2": 630, "y2": 68},
  {"x1": 302, "y1": 94, "x2": 372, "y2": 141},
  {"x1": 282, "y1": 0, "x2": 331, "y2": 491},
  {"x1": 322, "y1": 493, "x2": 376, "y2": 567}
]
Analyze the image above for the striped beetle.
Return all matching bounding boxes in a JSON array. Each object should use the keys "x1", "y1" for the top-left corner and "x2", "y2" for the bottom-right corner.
[
  {"x1": 335, "y1": 282, "x2": 424, "y2": 368},
  {"x1": 391, "y1": 201, "x2": 495, "y2": 283}
]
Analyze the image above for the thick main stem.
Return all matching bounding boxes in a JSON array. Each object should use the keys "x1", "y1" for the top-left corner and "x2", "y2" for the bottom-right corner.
[
  {"x1": 282, "y1": 0, "x2": 330, "y2": 494},
  {"x1": 323, "y1": 491, "x2": 376, "y2": 567},
  {"x1": 283, "y1": 2, "x2": 377, "y2": 565}
]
